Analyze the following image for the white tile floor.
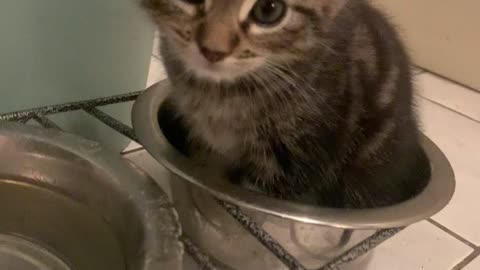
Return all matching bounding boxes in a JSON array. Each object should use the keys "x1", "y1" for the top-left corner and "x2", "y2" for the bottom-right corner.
[{"x1": 128, "y1": 40, "x2": 480, "y2": 269}]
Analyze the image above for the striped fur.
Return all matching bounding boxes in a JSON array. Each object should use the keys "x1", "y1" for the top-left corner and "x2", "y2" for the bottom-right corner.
[{"x1": 143, "y1": 0, "x2": 430, "y2": 208}]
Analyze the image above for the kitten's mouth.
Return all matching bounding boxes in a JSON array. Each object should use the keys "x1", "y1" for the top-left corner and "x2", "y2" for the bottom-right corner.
[
  {"x1": 174, "y1": 43, "x2": 266, "y2": 82},
  {"x1": 201, "y1": 60, "x2": 223, "y2": 71},
  {"x1": 184, "y1": 53, "x2": 256, "y2": 82}
]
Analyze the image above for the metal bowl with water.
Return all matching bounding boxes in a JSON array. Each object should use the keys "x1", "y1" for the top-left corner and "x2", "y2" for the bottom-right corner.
[
  {"x1": 132, "y1": 82, "x2": 456, "y2": 269},
  {"x1": 0, "y1": 121, "x2": 183, "y2": 270}
]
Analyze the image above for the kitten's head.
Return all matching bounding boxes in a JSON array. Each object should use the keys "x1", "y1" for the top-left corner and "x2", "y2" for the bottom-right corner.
[{"x1": 143, "y1": 0, "x2": 347, "y2": 82}]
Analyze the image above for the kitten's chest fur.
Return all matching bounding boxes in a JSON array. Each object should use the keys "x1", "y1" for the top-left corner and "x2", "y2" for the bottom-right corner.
[{"x1": 171, "y1": 87, "x2": 257, "y2": 159}]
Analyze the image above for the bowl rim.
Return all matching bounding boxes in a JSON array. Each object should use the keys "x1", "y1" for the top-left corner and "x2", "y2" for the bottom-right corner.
[
  {"x1": 0, "y1": 120, "x2": 183, "y2": 269},
  {"x1": 132, "y1": 81, "x2": 456, "y2": 229}
]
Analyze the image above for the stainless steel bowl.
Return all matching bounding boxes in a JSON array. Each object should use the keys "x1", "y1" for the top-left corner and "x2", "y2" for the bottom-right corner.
[
  {"x1": 0, "y1": 121, "x2": 183, "y2": 270},
  {"x1": 132, "y1": 81, "x2": 455, "y2": 269}
]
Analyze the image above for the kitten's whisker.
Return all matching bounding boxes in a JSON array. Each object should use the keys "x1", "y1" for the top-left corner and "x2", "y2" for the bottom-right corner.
[
  {"x1": 238, "y1": 77, "x2": 261, "y2": 144},
  {"x1": 316, "y1": 39, "x2": 338, "y2": 55},
  {"x1": 267, "y1": 60, "x2": 346, "y2": 124},
  {"x1": 250, "y1": 71, "x2": 284, "y2": 113},
  {"x1": 258, "y1": 65, "x2": 298, "y2": 115},
  {"x1": 245, "y1": 73, "x2": 272, "y2": 117},
  {"x1": 264, "y1": 61, "x2": 321, "y2": 114}
]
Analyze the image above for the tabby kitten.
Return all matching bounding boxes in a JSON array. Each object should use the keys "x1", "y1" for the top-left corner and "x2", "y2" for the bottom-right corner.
[{"x1": 142, "y1": 0, "x2": 430, "y2": 208}]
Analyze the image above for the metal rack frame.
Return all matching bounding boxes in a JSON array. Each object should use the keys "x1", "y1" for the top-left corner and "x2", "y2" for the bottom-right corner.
[{"x1": 0, "y1": 90, "x2": 402, "y2": 270}]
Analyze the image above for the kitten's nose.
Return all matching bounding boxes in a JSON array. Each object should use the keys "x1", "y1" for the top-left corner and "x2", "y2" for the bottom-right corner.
[{"x1": 199, "y1": 46, "x2": 228, "y2": 63}]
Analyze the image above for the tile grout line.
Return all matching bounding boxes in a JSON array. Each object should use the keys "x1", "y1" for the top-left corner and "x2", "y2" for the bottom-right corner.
[
  {"x1": 417, "y1": 95, "x2": 480, "y2": 125},
  {"x1": 451, "y1": 249, "x2": 480, "y2": 270},
  {"x1": 413, "y1": 65, "x2": 427, "y2": 75},
  {"x1": 428, "y1": 219, "x2": 477, "y2": 249},
  {"x1": 121, "y1": 146, "x2": 145, "y2": 156},
  {"x1": 417, "y1": 67, "x2": 480, "y2": 95},
  {"x1": 428, "y1": 219, "x2": 480, "y2": 269},
  {"x1": 415, "y1": 67, "x2": 480, "y2": 269}
]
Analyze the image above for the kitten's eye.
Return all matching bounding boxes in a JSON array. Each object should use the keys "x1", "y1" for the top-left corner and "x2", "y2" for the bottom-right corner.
[
  {"x1": 181, "y1": 0, "x2": 204, "y2": 4},
  {"x1": 250, "y1": 0, "x2": 287, "y2": 26}
]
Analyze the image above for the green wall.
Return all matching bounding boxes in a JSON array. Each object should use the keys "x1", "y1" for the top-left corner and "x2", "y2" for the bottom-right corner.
[{"x1": 0, "y1": 0, "x2": 154, "y2": 151}]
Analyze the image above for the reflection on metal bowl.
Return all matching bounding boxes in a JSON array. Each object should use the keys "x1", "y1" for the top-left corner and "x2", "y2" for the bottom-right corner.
[
  {"x1": 171, "y1": 178, "x2": 374, "y2": 269},
  {"x1": 0, "y1": 121, "x2": 183, "y2": 270}
]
